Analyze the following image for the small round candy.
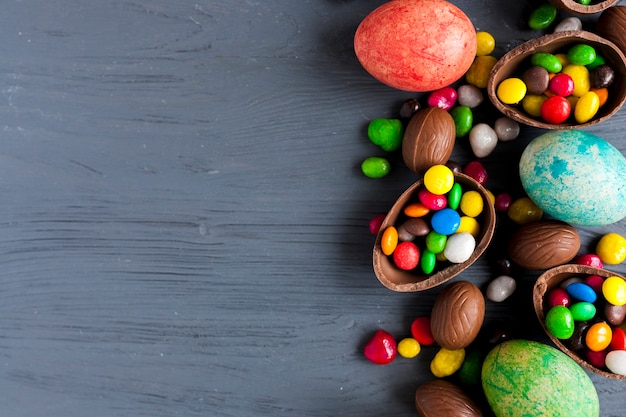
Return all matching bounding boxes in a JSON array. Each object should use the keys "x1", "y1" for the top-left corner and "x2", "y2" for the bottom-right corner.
[
  {"x1": 367, "y1": 118, "x2": 404, "y2": 151},
  {"x1": 497, "y1": 78, "x2": 527, "y2": 104},
  {"x1": 602, "y1": 276, "x2": 626, "y2": 306},
  {"x1": 587, "y1": 54, "x2": 606, "y2": 70},
  {"x1": 399, "y1": 98, "x2": 421, "y2": 119},
  {"x1": 610, "y1": 327, "x2": 626, "y2": 351},
  {"x1": 424, "y1": 165, "x2": 454, "y2": 195},
  {"x1": 584, "y1": 275, "x2": 604, "y2": 293},
  {"x1": 476, "y1": 31, "x2": 495, "y2": 56},
  {"x1": 528, "y1": 3, "x2": 557, "y2": 30},
  {"x1": 547, "y1": 287, "x2": 571, "y2": 308},
  {"x1": 585, "y1": 349, "x2": 607, "y2": 368},
  {"x1": 605, "y1": 303, "x2": 626, "y2": 326},
  {"x1": 562, "y1": 64, "x2": 590, "y2": 97},
  {"x1": 457, "y1": 216, "x2": 480, "y2": 237},
  {"x1": 574, "y1": 91, "x2": 600, "y2": 123},
  {"x1": 427, "y1": 86, "x2": 458, "y2": 111},
  {"x1": 447, "y1": 182, "x2": 463, "y2": 210},
  {"x1": 567, "y1": 282, "x2": 597, "y2": 303},
  {"x1": 443, "y1": 232, "x2": 475, "y2": 263},
  {"x1": 425, "y1": 231, "x2": 447, "y2": 254},
  {"x1": 568, "y1": 44, "x2": 596, "y2": 66},
  {"x1": 421, "y1": 249, "x2": 437, "y2": 274},
  {"x1": 459, "y1": 190, "x2": 484, "y2": 217},
  {"x1": 541, "y1": 95, "x2": 571, "y2": 124},
  {"x1": 576, "y1": 253, "x2": 604, "y2": 268},
  {"x1": 507, "y1": 197, "x2": 543, "y2": 224},
  {"x1": 585, "y1": 322, "x2": 612, "y2": 352},
  {"x1": 397, "y1": 222, "x2": 416, "y2": 242},
  {"x1": 554, "y1": 16, "x2": 582, "y2": 32},
  {"x1": 548, "y1": 73, "x2": 574, "y2": 96},
  {"x1": 411, "y1": 317, "x2": 435, "y2": 345},
  {"x1": 369, "y1": 213, "x2": 386, "y2": 235},
  {"x1": 522, "y1": 94, "x2": 547, "y2": 117},
  {"x1": 545, "y1": 305, "x2": 575, "y2": 339},
  {"x1": 462, "y1": 161, "x2": 487, "y2": 184},
  {"x1": 361, "y1": 156, "x2": 391, "y2": 178},
  {"x1": 591, "y1": 87, "x2": 609, "y2": 107},
  {"x1": 605, "y1": 350, "x2": 626, "y2": 376},
  {"x1": 403, "y1": 218, "x2": 430, "y2": 237},
  {"x1": 431, "y1": 208, "x2": 461, "y2": 235},
  {"x1": 486, "y1": 275, "x2": 517, "y2": 302},
  {"x1": 595, "y1": 232, "x2": 626, "y2": 265},
  {"x1": 531, "y1": 52, "x2": 562, "y2": 73},
  {"x1": 430, "y1": 347, "x2": 465, "y2": 378},
  {"x1": 381, "y1": 226, "x2": 398, "y2": 256},
  {"x1": 393, "y1": 241, "x2": 420, "y2": 270},
  {"x1": 569, "y1": 301, "x2": 596, "y2": 322},
  {"x1": 418, "y1": 188, "x2": 447, "y2": 210},
  {"x1": 522, "y1": 66, "x2": 550, "y2": 95},
  {"x1": 457, "y1": 84, "x2": 484, "y2": 108},
  {"x1": 469, "y1": 123, "x2": 498, "y2": 158},
  {"x1": 397, "y1": 337, "x2": 421, "y2": 358},
  {"x1": 458, "y1": 349, "x2": 483, "y2": 386},
  {"x1": 591, "y1": 65, "x2": 615, "y2": 89},
  {"x1": 466, "y1": 55, "x2": 497, "y2": 88},
  {"x1": 450, "y1": 105, "x2": 473, "y2": 137},
  {"x1": 494, "y1": 117, "x2": 520, "y2": 141},
  {"x1": 494, "y1": 192, "x2": 512, "y2": 212},
  {"x1": 568, "y1": 321, "x2": 590, "y2": 351}
]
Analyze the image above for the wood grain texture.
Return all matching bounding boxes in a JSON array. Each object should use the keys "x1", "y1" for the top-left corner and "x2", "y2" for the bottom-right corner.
[{"x1": 0, "y1": 1, "x2": 624, "y2": 416}]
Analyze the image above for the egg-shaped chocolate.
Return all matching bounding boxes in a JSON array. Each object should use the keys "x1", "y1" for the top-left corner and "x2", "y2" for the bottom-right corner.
[{"x1": 519, "y1": 130, "x2": 626, "y2": 225}]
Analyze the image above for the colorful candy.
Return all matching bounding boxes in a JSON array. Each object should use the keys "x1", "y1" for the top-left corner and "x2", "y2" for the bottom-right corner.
[
  {"x1": 595, "y1": 232, "x2": 626, "y2": 265},
  {"x1": 367, "y1": 118, "x2": 404, "y2": 151},
  {"x1": 361, "y1": 156, "x2": 391, "y2": 178},
  {"x1": 430, "y1": 347, "x2": 465, "y2": 377}
]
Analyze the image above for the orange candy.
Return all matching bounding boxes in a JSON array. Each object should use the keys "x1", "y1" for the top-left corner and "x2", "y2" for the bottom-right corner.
[{"x1": 585, "y1": 322, "x2": 612, "y2": 352}]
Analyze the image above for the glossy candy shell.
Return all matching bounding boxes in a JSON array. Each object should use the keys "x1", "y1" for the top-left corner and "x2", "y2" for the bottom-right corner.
[
  {"x1": 373, "y1": 173, "x2": 495, "y2": 292},
  {"x1": 534, "y1": 264, "x2": 626, "y2": 379},
  {"x1": 488, "y1": 30, "x2": 626, "y2": 129}
]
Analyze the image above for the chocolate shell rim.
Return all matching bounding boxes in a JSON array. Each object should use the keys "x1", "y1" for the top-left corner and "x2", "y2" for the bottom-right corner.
[
  {"x1": 533, "y1": 264, "x2": 626, "y2": 380},
  {"x1": 548, "y1": 0, "x2": 619, "y2": 14},
  {"x1": 487, "y1": 30, "x2": 626, "y2": 130},
  {"x1": 372, "y1": 173, "x2": 496, "y2": 292}
]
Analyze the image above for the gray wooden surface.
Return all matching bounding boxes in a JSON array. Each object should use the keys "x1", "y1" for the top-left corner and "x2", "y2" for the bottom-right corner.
[{"x1": 1, "y1": 1, "x2": 624, "y2": 416}]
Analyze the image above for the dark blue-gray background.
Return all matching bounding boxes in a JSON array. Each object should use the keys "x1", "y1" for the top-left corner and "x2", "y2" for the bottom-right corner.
[{"x1": 0, "y1": 1, "x2": 624, "y2": 416}]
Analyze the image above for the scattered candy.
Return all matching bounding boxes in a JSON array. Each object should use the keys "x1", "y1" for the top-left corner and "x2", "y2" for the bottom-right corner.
[
  {"x1": 493, "y1": 117, "x2": 520, "y2": 141},
  {"x1": 367, "y1": 118, "x2": 404, "y2": 151},
  {"x1": 554, "y1": 16, "x2": 582, "y2": 32},
  {"x1": 364, "y1": 329, "x2": 397, "y2": 365},
  {"x1": 431, "y1": 347, "x2": 465, "y2": 377},
  {"x1": 469, "y1": 123, "x2": 498, "y2": 158},
  {"x1": 486, "y1": 275, "x2": 517, "y2": 302},
  {"x1": 411, "y1": 317, "x2": 436, "y2": 346},
  {"x1": 507, "y1": 197, "x2": 543, "y2": 224},
  {"x1": 397, "y1": 337, "x2": 421, "y2": 358},
  {"x1": 602, "y1": 276, "x2": 626, "y2": 306},
  {"x1": 476, "y1": 31, "x2": 495, "y2": 56},
  {"x1": 427, "y1": 86, "x2": 458, "y2": 111},
  {"x1": 361, "y1": 156, "x2": 391, "y2": 178},
  {"x1": 369, "y1": 214, "x2": 386, "y2": 235},
  {"x1": 457, "y1": 84, "x2": 484, "y2": 108},
  {"x1": 595, "y1": 232, "x2": 626, "y2": 265},
  {"x1": 528, "y1": 3, "x2": 557, "y2": 30}
]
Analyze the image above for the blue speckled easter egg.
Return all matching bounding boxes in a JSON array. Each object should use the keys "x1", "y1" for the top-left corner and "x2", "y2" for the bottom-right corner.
[{"x1": 519, "y1": 130, "x2": 626, "y2": 226}]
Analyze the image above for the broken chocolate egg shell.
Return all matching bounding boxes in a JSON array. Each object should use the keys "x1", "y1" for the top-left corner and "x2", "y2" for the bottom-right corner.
[
  {"x1": 548, "y1": 0, "x2": 619, "y2": 15},
  {"x1": 488, "y1": 30, "x2": 626, "y2": 129},
  {"x1": 373, "y1": 173, "x2": 495, "y2": 292},
  {"x1": 533, "y1": 264, "x2": 626, "y2": 380}
]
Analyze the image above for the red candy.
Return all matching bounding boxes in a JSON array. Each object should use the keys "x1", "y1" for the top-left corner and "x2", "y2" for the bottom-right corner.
[
  {"x1": 576, "y1": 254, "x2": 604, "y2": 269},
  {"x1": 584, "y1": 275, "x2": 604, "y2": 294},
  {"x1": 393, "y1": 241, "x2": 420, "y2": 270},
  {"x1": 610, "y1": 327, "x2": 626, "y2": 351},
  {"x1": 494, "y1": 192, "x2": 512, "y2": 212},
  {"x1": 418, "y1": 188, "x2": 447, "y2": 210},
  {"x1": 541, "y1": 96, "x2": 571, "y2": 124},
  {"x1": 463, "y1": 161, "x2": 488, "y2": 185},
  {"x1": 548, "y1": 73, "x2": 574, "y2": 96},
  {"x1": 410, "y1": 316, "x2": 435, "y2": 346},
  {"x1": 585, "y1": 349, "x2": 607, "y2": 368},
  {"x1": 364, "y1": 329, "x2": 397, "y2": 365},
  {"x1": 427, "y1": 86, "x2": 458, "y2": 111},
  {"x1": 369, "y1": 213, "x2": 386, "y2": 235},
  {"x1": 547, "y1": 287, "x2": 571, "y2": 308}
]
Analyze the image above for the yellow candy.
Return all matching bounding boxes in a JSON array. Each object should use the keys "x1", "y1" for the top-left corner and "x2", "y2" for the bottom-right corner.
[
  {"x1": 398, "y1": 338, "x2": 421, "y2": 358},
  {"x1": 424, "y1": 165, "x2": 454, "y2": 195},
  {"x1": 554, "y1": 53, "x2": 570, "y2": 67},
  {"x1": 508, "y1": 197, "x2": 543, "y2": 224},
  {"x1": 522, "y1": 94, "x2": 547, "y2": 117},
  {"x1": 466, "y1": 55, "x2": 497, "y2": 88},
  {"x1": 456, "y1": 216, "x2": 480, "y2": 238},
  {"x1": 574, "y1": 91, "x2": 600, "y2": 123},
  {"x1": 476, "y1": 31, "x2": 495, "y2": 56},
  {"x1": 596, "y1": 232, "x2": 626, "y2": 264},
  {"x1": 460, "y1": 190, "x2": 484, "y2": 217},
  {"x1": 562, "y1": 64, "x2": 590, "y2": 97},
  {"x1": 497, "y1": 78, "x2": 527, "y2": 104},
  {"x1": 430, "y1": 347, "x2": 465, "y2": 378},
  {"x1": 602, "y1": 276, "x2": 626, "y2": 306},
  {"x1": 591, "y1": 87, "x2": 608, "y2": 107},
  {"x1": 381, "y1": 226, "x2": 398, "y2": 256}
]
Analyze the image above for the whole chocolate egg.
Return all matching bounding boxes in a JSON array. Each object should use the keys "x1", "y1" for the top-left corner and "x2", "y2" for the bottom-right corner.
[
  {"x1": 519, "y1": 130, "x2": 626, "y2": 226},
  {"x1": 354, "y1": 0, "x2": 477, "y2": 92}
]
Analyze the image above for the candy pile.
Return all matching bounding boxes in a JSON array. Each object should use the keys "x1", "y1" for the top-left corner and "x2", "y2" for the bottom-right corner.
[{"x1": 543, "y1": 273, "x2": 626, "y2": 375}]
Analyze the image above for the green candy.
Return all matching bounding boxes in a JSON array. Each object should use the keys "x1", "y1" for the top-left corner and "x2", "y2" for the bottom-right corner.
[
  {"x1": 586, "y1": 54, "x2": 606, "y2": 70},
  {"x1": 420, "y1": 249, "x2": 436, "y2": 274},
  {"x1": 367, "y1": 118, "x2": 404, "y2": 152},
  {"x1": 528, "y1": 3, "x2": 557, "y2": 30},
  {"x1": 568, "y1": 44, "x2": 596, "y2": 66},
  {"x1": 450, "y1": 105, "x2": 473, "y2": 137},
  {"x1": 425, "y1": 231, "x2": 447, "y2": 254},
  {"x1": 361, "y1": 156, "x2": 391, "y2": 178},
  {"x1": 577, "y1": 0, "x2": 592, "y2": 5},
  {"x1": 447, "y1": 182, "x2": 463, "y2": 210},
  {"x1": 531, "y1": 52, "x2": 562, "y2": 73},
  {"x1": 545, "y1": 305, "x2": 574, "y2": 339},
  {"x1": 459, "y1": 348, "x2": 483, "y2": 386},
  {"x1": 569, "y1": 301, "x2": 596, "y2": 322}
]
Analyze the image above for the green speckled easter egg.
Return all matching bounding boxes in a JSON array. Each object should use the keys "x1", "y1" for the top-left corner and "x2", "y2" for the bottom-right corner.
[
  {"x1": 519, "y1": 130, "x2": 626, "y2": 226},
  {"x1": 482, "y1": 340, "x2": 599, "y2": 417}
]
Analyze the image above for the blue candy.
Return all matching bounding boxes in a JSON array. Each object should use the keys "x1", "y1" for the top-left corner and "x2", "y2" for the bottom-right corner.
[
  {"x1": 431, "y1": 208, "x2": 461, "y2": 235},
  {"x1": 566, "y1": 282, "x2": 597, "y2": 303}
]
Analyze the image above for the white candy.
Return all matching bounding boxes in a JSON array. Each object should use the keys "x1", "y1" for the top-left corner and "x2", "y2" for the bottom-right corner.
[
  {"x1": 443, "y1": 232, "x2": 476, "y2": 263},
  {"x1": 469, "y1": 123, "x2": 498, "y2": 158},
  {"x1": 554, "y1": 17, "x2": 583, "y2": 33},
  {"x1": 457, "y1": 84, "x2": 484, "y2": 108},
  {"x1": 605, "y1": 350, "x2": 626, "y2": 376},
  {"x1": 494, "y1": 117, "x2": 520, "y2": 142},
  {"x1": 486, "y1": 275, "x2": 517, "y2": 302}
]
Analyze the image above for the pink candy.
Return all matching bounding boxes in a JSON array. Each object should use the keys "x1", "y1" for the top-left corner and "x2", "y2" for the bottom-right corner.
[{"x1": 427, "y1": 86, "x2": 457, "y2": 111}]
